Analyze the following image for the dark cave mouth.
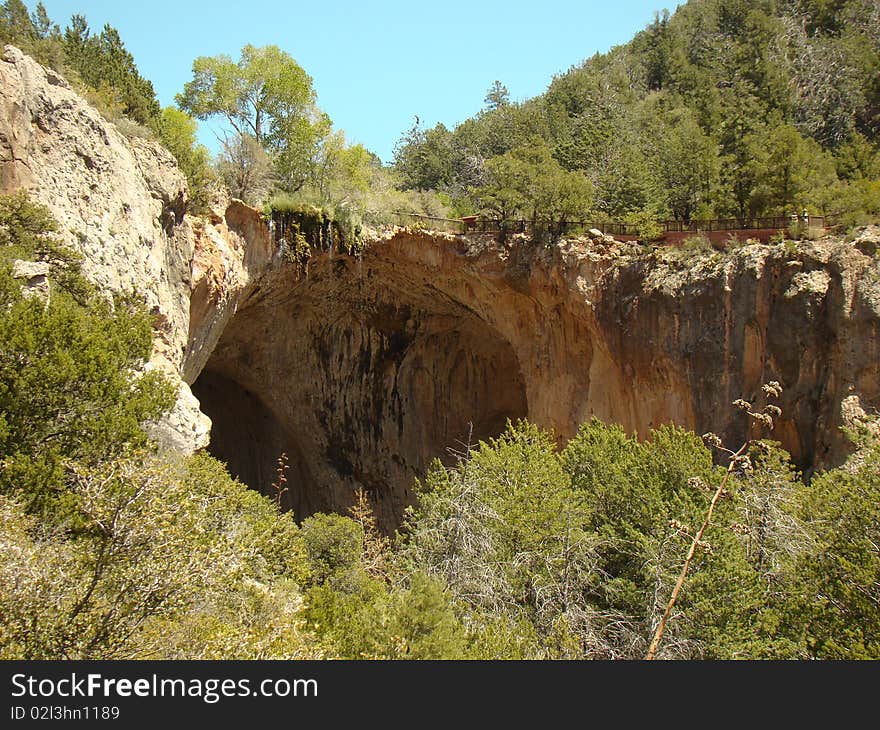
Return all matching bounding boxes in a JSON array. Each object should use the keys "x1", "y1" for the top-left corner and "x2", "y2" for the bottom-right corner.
[
  {"x1": 190, "y1": 295, "x2": 529, "y2": 530},
  {"x1": 191, "y1": 369, "x2": 311, "y2": 514}
]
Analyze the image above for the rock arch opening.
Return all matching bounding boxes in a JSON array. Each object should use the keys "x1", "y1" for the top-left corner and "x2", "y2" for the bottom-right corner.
[
  {"x1": 190, "y1": 255, "x2": 528, "y2": 530},
  {"x1": 191, "y1": 369, "x2": 314, "y2": 515}
]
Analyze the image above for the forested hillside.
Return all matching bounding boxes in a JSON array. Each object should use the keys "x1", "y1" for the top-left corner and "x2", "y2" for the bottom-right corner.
[
  {"x1": 5, "y1": 0, "x2": 877, "y2": 235},
  {"x1": 394, "y1": 0, "x2": 880, "y2": 232}
]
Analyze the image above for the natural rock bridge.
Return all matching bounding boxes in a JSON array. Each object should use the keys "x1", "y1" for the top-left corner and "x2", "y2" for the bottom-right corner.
[{"x1": 187, "y1": 211, "x2": 879, "y2": 531}]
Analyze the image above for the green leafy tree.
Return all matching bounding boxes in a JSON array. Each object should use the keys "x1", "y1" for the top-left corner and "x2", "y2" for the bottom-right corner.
[
  {"x1": 299, "y1": 512, "x2": 366, "y2": 591},
  {"x1": 0, "y1": 194, "x2": 174, "y2": 519},
  {"x1": 473, "y1": 143, "x2": 593, "y2": 239},
  {"x1": 403, "y1": 421, "x2": 609, "y2": 658},
  {"x1": 0, "y1": 449, "x2": 315, "y2": 660},
  {"x1": 745, "y1": 122, "x2": 837, "y2": 215},
  {"x1": 484, "y1": 80, "x2": 510, "y2": 111},
  {"x1": 826, "y1": 177, "x2": 880, "y2": 228},
  {"x1": 177, "y1": 44, "x2": 330, "y2": 193},
  {"x1": 470, "y1": 151, "x2": 526, "y2": 225},
  {"x1": 154, "y1": 107, "x2": 214, "y2": 212},
  {"x1": 639, "y1": 10, "x2": 673, "y2": 91},
  {"x1": 63, "y1": 16, "x2": 160, "y2": 125},
  {"x1": 393, "y1": 119, "x2": 454, "y2": 191},
  {"x1": 787, "y1": 440, "x2": 880, "y2": 658},
  {"x1": 0, "y1": 0, "x2": 62, "y2": 67},
  {"x1": 0, "y1": 0, "x2": 34, "y2": 41},
  {"x1": 834, "y1": 132, "x2": 880, "y2": 182},
  {"x1": 310, "y1": 131, "x2": 375, "y2": 206},
  {"x1": 647, "y1": 106, "x2": 720, "y2": 221}
]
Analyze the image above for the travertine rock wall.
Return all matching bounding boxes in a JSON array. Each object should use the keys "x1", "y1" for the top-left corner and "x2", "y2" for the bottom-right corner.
[
  {"x1": 192, "y1": 229, "x2": 880, "y2": 529},
  {"x1": 0, "y1": 45, "x2": 269, "y2": 452}
]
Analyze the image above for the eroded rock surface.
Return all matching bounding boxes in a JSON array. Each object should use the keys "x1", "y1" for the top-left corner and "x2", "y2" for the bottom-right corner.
[
  {"x1": 191, "y1": 229, "x2": 880, "y2": 529},
  {"x1": 2, "y1": 46, "x2": 878, "y2": 531},
  {"x1": 0, "y1": 46, "x2": 271, "y2": 452}
]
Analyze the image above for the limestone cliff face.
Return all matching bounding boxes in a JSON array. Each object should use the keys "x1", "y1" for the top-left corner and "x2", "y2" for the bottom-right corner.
[
  {"x1": 2, "y1": 47, "x2": 878, "y2": 531},
  {"x1": 0, "y1": 45, "x2": 269, "y2": 452},
  {"x1": 0, "y1": 46, "x2": 188, "y2": 358}
]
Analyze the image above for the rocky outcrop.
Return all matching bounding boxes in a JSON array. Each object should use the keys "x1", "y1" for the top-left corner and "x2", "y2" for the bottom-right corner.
[
  {"x1": 192, "y1": 228, "x2": 880, "y2": 529},
  {"x1": 11, "y1": 258, "x2": 50, "y2": 302},
  {"x1": 2, "y1": 46, "x2": 878, "y2": 531},
  {"x1": 0, "y1": 45, "x2": 270, "y2": 452},
  {"x1": 0, "y1": 46, "x2": 188, "y2": 356}
]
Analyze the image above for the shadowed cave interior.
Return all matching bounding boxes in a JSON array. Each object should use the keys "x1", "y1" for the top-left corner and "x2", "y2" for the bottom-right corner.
[{"x1": 191, "y1": 267, "x2": 529, "y2": 531}]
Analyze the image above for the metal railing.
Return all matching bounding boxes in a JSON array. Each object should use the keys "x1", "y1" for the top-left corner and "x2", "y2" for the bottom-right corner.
[
  {"x1": 459, "y1": 215, "x2": 832, "y2": 237},
  {"x1": 389, "y1": 211, "x2": 467, "y2": 234},
  {"x1": 655, "y1": 215, "x2": 828, "y2": 233},
  {"x1": 267, "y1": 209, "x2": 836, "y2": 244}
]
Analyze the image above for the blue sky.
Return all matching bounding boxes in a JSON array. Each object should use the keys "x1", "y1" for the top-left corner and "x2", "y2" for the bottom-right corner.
[{"x1": 27, "y1": 1, "x2": 681, "y2": 162}]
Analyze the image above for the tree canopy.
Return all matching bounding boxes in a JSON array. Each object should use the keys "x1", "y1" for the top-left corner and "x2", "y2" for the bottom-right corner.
[
  {"x1": 178, "y1": 44, "x2": 330, "y2": 193},
  {"x1": 392, "y1": 0, "x2": 880, "y2": 227},
  {"x1": 473, "y1": 142, "x2": 594, "y2": 239}
]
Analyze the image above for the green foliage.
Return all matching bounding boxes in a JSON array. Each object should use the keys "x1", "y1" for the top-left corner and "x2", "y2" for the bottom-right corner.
[
  {"x1": 392, "y1": 0, "x2": 880, "y2": 225},
  {"x1": 383, "y1": 573, "x2": 467, "y2": 659},
  {"x1": 623, "y1": 207, "x2": 665, "y2": 242},
  {"x1": 678, "y1": 234, "x2": 714, "y2": 253},
  {"x1": 744, "y1": 121, "x2": 837, "y2": 216},
  {"x1": 0, "y1": 450, "x2": 315, "y2": 659},
  {"x1": 402, "y1": 421, "x2": 605, "y2": 657},
  {"x1": 399, "y1": 416, "x2": 880, "y2": 659},
  {"x1": 300, "y1": 512, "x2": 365, "y2": 590},
  {"x1": 648, "y1": 107, "x2": 720, "y2": 222},
  {"x1": 0, "y1": 454, "x2": 211, "y2": 659},
  {"x1": 0, "y1": 189, "x2": 58, "y2": 246},
  {"x1": 216, "y1": 132, "x2": 274, "y2": 205},
  {"x1": 0, "y1": 191, "x2": 86, "y2": 298},
  {"x1": 176, "y1": 43, "x2": 403, "y2": 221},
  {"x1": 0, "y1": 1, "x2": 63, "y2": 68},
  {"x1": 177, "y1": 45, "x2": 318, "y2": 145},
  {"x1": 562, "y1": 422, "x2": 719, "y2": 633},
  {"x1": 828, "y1": 178, "x2": 880, "y2": 229},
  {"x1": 178, "y1": 44, "x2": 330, "y2": 195},
  {"x1": 63, "y1": 15, "x2": 160, "y2": 126},
  {"x1": 0, "y1": 197, "x2": 174, "y2": 520},
  {"x1": 298, "y1": 506, "x2": 467, "y2": 659},
  {"x1": 303, "y1": 571, "x2": 467, "y2": 659},
  {"x1": 484, "y1": 80, "x2": 510, "y2": 111},
  {"x1": 471, "y1": 142, "x2": 594, "y2": 241},
  {"x1": 265, "y1": 195, "x2": 366, "y2": 257},
  {"x1": 393, "y1": 119, "x2": 455, "y2": 192},
  {"x1": 154, "y1": 107, "x2": 215, "y2": 213},
  {"x1": 139, "y1": 453, "x2": 315, "y2": 659},
  {"x1": 310, "y1": 131, "x2": 375, "y2": 207},
  {"x1": 788, "y1": 442, "x2": 880, "y2": 658}
]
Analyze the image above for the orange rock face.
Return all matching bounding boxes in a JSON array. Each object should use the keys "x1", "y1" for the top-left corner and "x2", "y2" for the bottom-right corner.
[{"x1": 189, "y1": 226, "x2": 880, "y2": 530}]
